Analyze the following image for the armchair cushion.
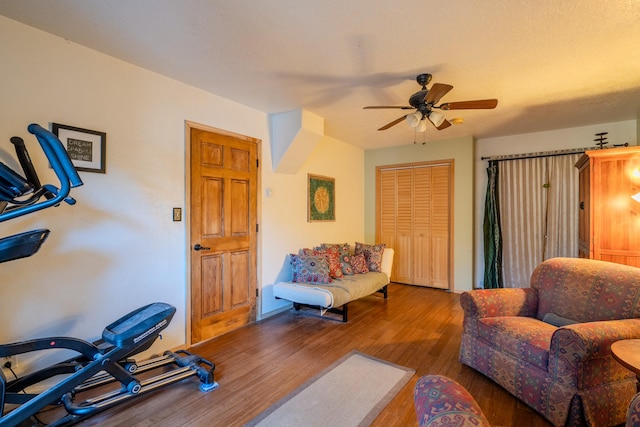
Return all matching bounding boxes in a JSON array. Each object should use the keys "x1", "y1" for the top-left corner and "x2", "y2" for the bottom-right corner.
[{"x1": 477, "y1": 316, "x2": 555, "y2": 371}]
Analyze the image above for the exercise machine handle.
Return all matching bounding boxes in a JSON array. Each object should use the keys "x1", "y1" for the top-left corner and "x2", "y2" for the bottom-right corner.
[{"x1": 0, "y1": 124, "x2": 84, "y2": 222}]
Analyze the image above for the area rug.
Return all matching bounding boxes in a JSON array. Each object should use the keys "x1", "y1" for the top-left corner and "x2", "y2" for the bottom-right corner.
[{"x1": 244, "y1": 350, "x2": 415, "y2": 427}]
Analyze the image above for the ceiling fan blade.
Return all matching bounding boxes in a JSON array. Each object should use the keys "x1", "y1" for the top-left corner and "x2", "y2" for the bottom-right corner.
[
  {"x1": 436, "y1": 119, "x2": 451, "y2": 130},
  {"x1": 426, "y1": 83, "x2": 453, "y2": 104},
  {"x1": 439, "y1": 99, "x2": 498, "y2": 110},
  {"x1": 378, "y1": 115, "x2": 407, "y2": 130},
  {"x1": 363, "y1": 106, "x2": 413, "y2": 109}
]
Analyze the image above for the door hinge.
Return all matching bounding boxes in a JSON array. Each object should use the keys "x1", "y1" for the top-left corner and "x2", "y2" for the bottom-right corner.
[
  {"x1": 256, "y1": 224, "x2": 259, "y2": 233},
  {"x1": 256, "y1": 288, "x2": 259, "y2": 297},
  {"x1": 256, "y1": 158, "x2": 259, "y2": 168}
]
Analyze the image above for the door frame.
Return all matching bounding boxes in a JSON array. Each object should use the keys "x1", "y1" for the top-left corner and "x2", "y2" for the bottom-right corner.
[{"x1": 184, "y1": 120, "x2": 262, "y2": 347}]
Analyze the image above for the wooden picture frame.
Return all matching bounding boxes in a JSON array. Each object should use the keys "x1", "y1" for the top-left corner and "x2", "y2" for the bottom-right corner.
[
  {"x1": 308, "y1": 174, "x2": 335, "y2": 222},
  {"x1": 52, "y1": 123, "x2": 106, "y2": 173}
]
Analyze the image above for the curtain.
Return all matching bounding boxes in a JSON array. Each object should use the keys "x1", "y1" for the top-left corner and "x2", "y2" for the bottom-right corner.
[
  {"x1": 499, "y1": 157, "x2": 547, "y2": 288},
  {"x1": 544, "y1": 154, "x2": 581, "y2": 259},
  {"x1": 483, "y1": 161, "x2": 502, "y2": 288},
  {"x1": 496, "y1": 154, "x2": 580, "y2": 288}
]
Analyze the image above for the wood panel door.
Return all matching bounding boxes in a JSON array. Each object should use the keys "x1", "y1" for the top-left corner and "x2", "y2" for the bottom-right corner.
[{"x1": 190, "y1": 126, "x2": 258, "y2": 344}]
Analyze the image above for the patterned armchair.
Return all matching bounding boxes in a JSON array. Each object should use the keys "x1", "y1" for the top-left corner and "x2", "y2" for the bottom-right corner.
[
  {"x1": 459, "y1": 257, "x2": 640, "y2": 427},
  {"x1": 415, "y1": 375, "x2": 640, "y2": 427},
  {"x1": 414, "y1": 375, "x2": 491, "y2": 427},
  {"x1": 629, "y1": 393, "x2": 640, "y2": 427}
]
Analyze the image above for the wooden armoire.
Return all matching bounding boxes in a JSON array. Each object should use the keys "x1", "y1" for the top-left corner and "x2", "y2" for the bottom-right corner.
[
  {"x1": 376, "y1": 160, "x2": 453, "y2": 289},
  {"x1": 575, "y1": 146, "x2": 640, "y2": 267}
]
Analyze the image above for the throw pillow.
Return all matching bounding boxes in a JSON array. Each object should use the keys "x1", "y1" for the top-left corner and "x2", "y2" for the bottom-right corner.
[
  {"x1": 542, "y1": 312, "x2": 578, "y2": 327},
  {"x1": 350, "y1": 253, "x2": 369, "y2": 274},
  {"x1": 354, "y1": 242, "x2": 385, "y2": 272},
  {"x1": 290, "y1": 254, "x2": 332, "y2": 284},
  {"x1": 302, "y1": 246, "x2": 343, "y2": 279},
  {"x1": 321, "y1": 243, "x2": 353, "y2": 275}
]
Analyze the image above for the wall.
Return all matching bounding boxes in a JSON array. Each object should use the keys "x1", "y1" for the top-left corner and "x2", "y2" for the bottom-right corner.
[
  {"x1": 0, "y1": 16, "x2": 365, "y2": 370},
  {"x1": 364, "y1": 136, "x2": 475, "y2": 293},
  {"x1": 260, "y1": 134, "x2": 365, "y2": 315},
  {"x1": 474, "y1": 120, "x2": 638, "y2": 288}
]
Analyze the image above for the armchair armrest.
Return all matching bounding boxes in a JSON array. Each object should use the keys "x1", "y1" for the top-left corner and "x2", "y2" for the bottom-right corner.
[
  {"x1": 460, "y1": 288, "x2": 538, "y2": 319},
  {"x1": 414, "y1": 375, "x2": 491, "y2": 427},
  {"x1": 551, "y1": 319, "x2": 640, "y2": 368}
]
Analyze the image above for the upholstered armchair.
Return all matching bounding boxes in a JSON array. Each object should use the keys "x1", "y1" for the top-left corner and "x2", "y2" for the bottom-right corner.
[
  {"x1": 414, "y1": 375, "x2": 491, "y2": 427},
  {"x1": 415, "y1": 375, "x2": 640, "y2": 427},
  {"x1": 459, "y1": 257, "x2": 640, "y2": 426}
]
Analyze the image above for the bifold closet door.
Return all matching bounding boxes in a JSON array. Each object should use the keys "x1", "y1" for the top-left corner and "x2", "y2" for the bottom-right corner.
[{"x1": 377, "y1": 162, "x2": 451, "y2": 289}]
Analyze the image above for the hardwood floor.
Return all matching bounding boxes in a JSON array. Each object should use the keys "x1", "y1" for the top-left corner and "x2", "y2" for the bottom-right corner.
[{"x1": 80, "y1": 283, "x2": 552, "y2": 426}]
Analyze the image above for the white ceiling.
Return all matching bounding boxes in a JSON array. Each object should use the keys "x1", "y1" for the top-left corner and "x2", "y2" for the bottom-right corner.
[{"x1": 2, "y1": 0, "x2": 640, "y2": 149}]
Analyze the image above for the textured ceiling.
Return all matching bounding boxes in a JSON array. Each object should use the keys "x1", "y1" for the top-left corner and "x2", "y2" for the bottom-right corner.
[{"x1": 1, "y1": 0, "x2": 640, "y2": 149}]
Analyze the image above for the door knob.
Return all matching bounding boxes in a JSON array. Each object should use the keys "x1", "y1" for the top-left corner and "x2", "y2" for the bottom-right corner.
[{"x1": 193, "y1": 244, "x2": 211, "y2": 251}]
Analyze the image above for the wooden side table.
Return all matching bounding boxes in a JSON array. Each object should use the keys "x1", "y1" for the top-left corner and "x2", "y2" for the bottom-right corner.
[{"x1": 611, "y1": 339, "x2": 640, "y2": 392}]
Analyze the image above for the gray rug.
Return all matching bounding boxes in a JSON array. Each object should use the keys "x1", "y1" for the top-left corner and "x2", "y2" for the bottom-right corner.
[{"x1": 245, "y1": 350, "x2": 415, "y2": 427}]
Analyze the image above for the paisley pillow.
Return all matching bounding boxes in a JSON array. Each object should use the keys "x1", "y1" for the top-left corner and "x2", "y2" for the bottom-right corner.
[
  {"x1": 320, "y1": 243, "x2": 353, "y2": 275},
  {"x1": 290, "y1": 254, "x2": 331, "y2": 283},
  {"x1": 350, "y1": 253, "x2": 369, "y2": 274},
  {"x1": 354, "y1": 242, "x2": 386, "y2": 272},
  {"x1": 302, "y1": 246, "x2": 343, "y2": 279}
]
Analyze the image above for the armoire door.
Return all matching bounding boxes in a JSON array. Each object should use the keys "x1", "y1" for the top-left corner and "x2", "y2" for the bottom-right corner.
[{"x1": 377, "y1": 161, "x2": 452, "y2": 289}]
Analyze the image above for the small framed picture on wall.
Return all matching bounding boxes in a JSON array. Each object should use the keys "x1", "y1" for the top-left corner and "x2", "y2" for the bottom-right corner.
[
  {"x1": 52, "y1": 123, "x2": 106, "y2": 173},
  {"x1": 308, "y1": 174, "x2": 335, "y2": 222}
]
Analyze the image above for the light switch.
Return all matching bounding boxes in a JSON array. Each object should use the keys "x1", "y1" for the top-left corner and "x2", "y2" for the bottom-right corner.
[{"x1": 173, "y1": 207, "x2": 182, "y2": 221}]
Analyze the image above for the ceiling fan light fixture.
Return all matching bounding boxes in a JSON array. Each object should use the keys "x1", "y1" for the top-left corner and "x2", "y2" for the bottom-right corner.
[
  {"x1": 417, "y1": 120, "x2": 428, "y2": 132},
  {"x1": 428, "y1": 110, "x2": 445, "y2": 127},
  {"x1": 406, "y1": 111, "x2": 422, "y2": 128}
]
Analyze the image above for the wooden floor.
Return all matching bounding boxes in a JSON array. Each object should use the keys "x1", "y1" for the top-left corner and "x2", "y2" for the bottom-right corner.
[{"x1": 80, "y1": 283, "x2": 552, "y2": 426}]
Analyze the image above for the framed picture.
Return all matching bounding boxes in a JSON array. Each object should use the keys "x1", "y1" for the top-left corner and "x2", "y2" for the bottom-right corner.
[
  {"x1": 52, "y1": 123, "x2": 106, "y2": 173},
  {"x1": 308, "y1": 174, "x2": 335, "y2": 222}
]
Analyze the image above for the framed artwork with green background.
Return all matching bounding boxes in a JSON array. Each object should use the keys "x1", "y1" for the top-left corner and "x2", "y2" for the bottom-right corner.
[{"x1": 308, "y1": 174, "x2": 335, "y2": 222}]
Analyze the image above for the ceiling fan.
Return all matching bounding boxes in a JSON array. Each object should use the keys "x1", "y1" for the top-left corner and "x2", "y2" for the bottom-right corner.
[{"x1": 363, "y1": 73, "x2": 498, "y2": 131}]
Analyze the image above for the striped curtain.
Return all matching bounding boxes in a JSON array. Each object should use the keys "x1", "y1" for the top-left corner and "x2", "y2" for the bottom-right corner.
[{"x1": 498, "y1": 154, "x2": 580, "y2": 288}]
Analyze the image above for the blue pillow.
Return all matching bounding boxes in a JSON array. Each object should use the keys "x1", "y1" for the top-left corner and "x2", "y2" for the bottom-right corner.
[{"x1": 542, "y1": 313, "x2": 578, "y2": 327}]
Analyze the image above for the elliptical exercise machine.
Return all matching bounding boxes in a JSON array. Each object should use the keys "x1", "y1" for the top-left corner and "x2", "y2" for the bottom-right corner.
[{"x1": 0, "y1": 124, "x2": 217, "y2": 427}]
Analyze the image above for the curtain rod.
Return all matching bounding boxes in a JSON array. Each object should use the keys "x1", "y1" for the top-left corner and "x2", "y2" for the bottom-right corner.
[{"x1": 481, "y1": 146, "x2": 601, "y2": 162}]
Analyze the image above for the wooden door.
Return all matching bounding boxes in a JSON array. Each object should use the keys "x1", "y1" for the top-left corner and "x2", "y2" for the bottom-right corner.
[
  {"x1": 378, "y1": 169, "x2": 398, "y2": 282},
  {"x1": 376, "y1": 161, "x2": 452, "y2": 290},
  {"x1": 395, "y1": 168, "x2": 414, "y2": 283},
  {"x1": 190, "y1": 126, "x2": 258, "y2": 344},
  {"x1": 429, "y1": 165, "x2": 451, "y2": 289},
  {"x1": 412, "y1": 166, "x2": 432, "y2": 286}
]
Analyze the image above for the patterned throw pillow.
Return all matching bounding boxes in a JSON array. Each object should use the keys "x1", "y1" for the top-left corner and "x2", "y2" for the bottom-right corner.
[
  {"x1": 338, "y1": 252, "x2": 354, "y2": 275},
  {"x1": 350, "y1": 253, "x2": 369, "y2": 274},
  {"x1": 321, "y1": 243, "x2": 353, "y2": 275},
  {"x1": 290, "y1": 254, "x2": 331, "y2": 283},
  {"x1": 302, "y1": 246, "x2": 343, "y2": 279},
  {"x1": 354, "y1": 242, "x2": 386, "y2": 272}
]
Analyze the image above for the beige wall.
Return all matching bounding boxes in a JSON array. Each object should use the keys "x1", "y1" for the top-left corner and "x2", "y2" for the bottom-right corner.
[
  {"x1": 364, "y1": 136, "x2": 475, "y2": 293},
  {"x1": 260, "y1": 134, "x2": 365, "y2": 315},
  {"x1": 0, "y1": 16, "x2": 365, "y2": 368}
]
